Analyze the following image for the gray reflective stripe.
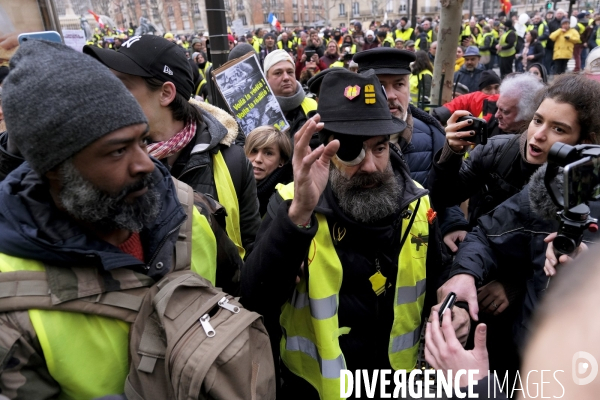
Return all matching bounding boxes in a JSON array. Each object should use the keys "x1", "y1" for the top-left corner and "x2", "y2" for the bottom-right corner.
[
  {"x1": 396, "y1": 279, "x2": 426, "y2": 305},
  {"x1": 290, "y1": 290, "x2": 309, "y2": 309},
  {"x1": 286, "y1": 335, "x2": 345, "y2": 379},
  {"x1": 391, "y1": 325, "x2": 421, "y2": 353},
  {"x1": 291, "y1": 291, "x2": 337, "y2": 320},
  {"x1": 309, "y1": 295, "x2": 337, "y2": 320}
]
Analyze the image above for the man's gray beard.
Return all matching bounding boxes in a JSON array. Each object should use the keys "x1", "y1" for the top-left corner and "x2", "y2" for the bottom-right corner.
[
  {"x1": 329, "y1": 161, "x2": 402, "y2": 223},
  {"x1": 58, "y1": 159, "x2": 161, "y2": 232}
]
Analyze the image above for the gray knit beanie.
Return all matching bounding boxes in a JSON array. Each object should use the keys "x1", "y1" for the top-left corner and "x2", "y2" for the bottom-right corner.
[{"x1": 3, "y1": 40, "x2": 148, "y2": 175}]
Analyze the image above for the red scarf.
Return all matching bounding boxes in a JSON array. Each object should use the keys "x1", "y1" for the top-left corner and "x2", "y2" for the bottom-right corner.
[{"x1": 147, "y1": 121, "x2": 197, "y2": 160}]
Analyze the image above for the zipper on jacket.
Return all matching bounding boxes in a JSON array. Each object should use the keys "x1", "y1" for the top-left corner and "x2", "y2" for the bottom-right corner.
[
  {"x1": 218, "y1": 297, "x2": 240, "y2": 313},
  {"x1": 177, "y1": 164, "x2": 206, "y2": 181},
  {"x1": 199, "y1": 314, "x2": 216, "y2": 337}
]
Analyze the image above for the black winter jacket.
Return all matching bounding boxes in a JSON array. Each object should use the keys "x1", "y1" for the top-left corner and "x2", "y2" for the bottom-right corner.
[
  {"x1": 451, "y1": 166, "x2": 600, "y2": 347},
  {"x1": 242, "y1": 144, "x2": 448, "y2": 394},
  {"x1": 402, "y1": 105, "x2": 468, "y2": 236},
  {"x1": 151, "y1": 101, "x2": 260, "y2": 255},
  {"x1": 454, "y1": 65, "x2": 485, "y2": 93},
  {"x1": 428, "y1": 133, "x2": 539, "y2": 228}
]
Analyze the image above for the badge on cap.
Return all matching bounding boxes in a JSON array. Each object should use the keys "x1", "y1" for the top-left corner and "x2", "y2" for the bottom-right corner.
[
  {"x1": 365, "y1": 84, "x2": 376, "y2": 104},
  {"x1": 344, "y1": 85, "x2": 361, "y2": 100}
]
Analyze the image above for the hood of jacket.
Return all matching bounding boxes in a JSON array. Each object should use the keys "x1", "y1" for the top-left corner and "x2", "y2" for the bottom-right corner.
[
  {"x1": 189, "y1": 99, "x2": 238, "y2": 153},
  {"x1": 314, "y1": 142, "x2": 428, "y2": 220},
  {"x1": 0, "y1": 159, "x2": 186, "y2": 273},
  {"x1": 529, "y1": 163, "x2": 562, "y2": 220}
]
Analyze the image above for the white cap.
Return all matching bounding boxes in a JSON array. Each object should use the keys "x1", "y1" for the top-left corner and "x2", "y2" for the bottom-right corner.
[{"x1": 263, "y1": 49, "x2": 295, "y2": 74}]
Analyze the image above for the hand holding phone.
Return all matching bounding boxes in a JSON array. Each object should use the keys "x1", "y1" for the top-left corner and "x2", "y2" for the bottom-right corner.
[
  {"x1": 456, "y1": 115, "x2": 488, "y2": 146},
  {"x1": 438, "y1": 292, "x2": 457, "y2": 326}
]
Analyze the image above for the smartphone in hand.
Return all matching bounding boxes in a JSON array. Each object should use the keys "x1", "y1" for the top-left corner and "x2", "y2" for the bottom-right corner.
[{"x1": 438, "y1": 292, "x2": 457, "y2": 326}]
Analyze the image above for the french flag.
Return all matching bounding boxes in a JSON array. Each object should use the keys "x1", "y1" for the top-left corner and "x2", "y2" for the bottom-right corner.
[{"x1": 268, "y1": 13, "x2": 282, "y2": 32}]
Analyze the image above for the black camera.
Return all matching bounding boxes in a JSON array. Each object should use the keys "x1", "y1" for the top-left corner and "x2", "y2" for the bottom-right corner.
[
  {"x1": 544, "y1": 143, "x2": 600, "y2": 256},
  {"x1": 456, "y1": 116, "x2": 488, "y2": 145}
]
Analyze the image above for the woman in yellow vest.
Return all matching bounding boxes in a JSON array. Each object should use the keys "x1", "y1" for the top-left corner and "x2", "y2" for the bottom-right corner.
[{"x1": 410, "y1": 50, "x2": 433, "y2": 109}]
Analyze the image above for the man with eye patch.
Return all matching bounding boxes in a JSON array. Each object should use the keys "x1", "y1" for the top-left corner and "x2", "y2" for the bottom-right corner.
[{"x1": 242, "y1": 69, "x2": 458, "y2": 399}]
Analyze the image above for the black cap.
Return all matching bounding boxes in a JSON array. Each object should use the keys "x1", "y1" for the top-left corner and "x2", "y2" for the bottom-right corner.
[
  {"x1": 310, "y1": 69, "x2": 406, "y2": 136},
  {"x1": 353, "y1": 48, "x2": 416, "y2": 75},
  {"x1": 307, "y1": 68, "x2": 346, "y2": 96},
  {"x1": 478, "y1": 70, "x2": 501, "y2": 90},
  {"x1": 84, "y1": 35, "x2": 194, "y2": 99}
]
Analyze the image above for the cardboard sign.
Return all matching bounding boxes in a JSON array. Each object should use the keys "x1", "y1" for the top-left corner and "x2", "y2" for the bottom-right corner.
[{"x1": 213, "y1": 52, "x2": 289, "y2": 135}]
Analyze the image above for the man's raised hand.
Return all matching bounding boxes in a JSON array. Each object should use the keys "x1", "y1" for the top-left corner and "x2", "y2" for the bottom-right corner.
[{"x1": 289, "y1": 114, "x2": 340, "y2": 225}]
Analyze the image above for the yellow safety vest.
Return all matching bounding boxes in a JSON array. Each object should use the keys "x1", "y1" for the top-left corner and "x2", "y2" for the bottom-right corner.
[
  {"x1": 395, "y1": 28, "x2": 414, "y2": 42},
  {"x1": 213, "y1": 151, "x2": 245, "y2": 259},
  {"x1": 382, "y1": 36, "x2": 395, "y2": 47},
  {"x1": 415, "y1": 30, "x2": 433, "y2": 50},
  {"x1": 278, "y1": 40, "x2": 295, "y2": 51},
  {"x1": 498, "y1": 30, "x2": 516, "y2": 57},
  {"x1": 330, "y1": 60, "x2": 345, "y2": 68},
  {"x1": 0, "y1": 208, "x2": 216, "y2": 400},
  {"x1": 300, "y1": 97, "x2": 318, "y2": 115},
  {"x1": 252, "y1": 38, "x2": 263, "y2": 53},
  {"x1": 409, "y1": 69, "x2": 433, "y2": 107},
  {"x1": 277, "y1": 182, "x2": 428, "y2": 400},
  {"x1": 479, "y1": 32, "x2": 495, "y2": 56}
]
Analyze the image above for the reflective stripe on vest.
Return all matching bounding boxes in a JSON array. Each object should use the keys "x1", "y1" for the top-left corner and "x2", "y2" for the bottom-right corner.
[
  {"x1": 213, "y1": 150, "x2": 245, "y2": 259},
  {"x1": 277, "y1": 182, "x2": 428, "y2": 400},
  {"x1": 300, "y1": 97, "x2": 318, "y2": 116},
  {"x1": 0, "y1": 211, "x2": 216, "y2": 400},
  {"x1": 499, "y1": 31, "x2": 516, "y2": 57}
]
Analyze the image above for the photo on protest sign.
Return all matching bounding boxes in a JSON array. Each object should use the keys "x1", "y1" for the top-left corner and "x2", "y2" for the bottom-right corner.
[{"x1": 213, "y1": 52, "x2": 289, "y2": 135}]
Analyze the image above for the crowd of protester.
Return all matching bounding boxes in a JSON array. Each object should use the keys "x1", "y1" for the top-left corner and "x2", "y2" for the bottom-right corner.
[{"x1": 1, "y1": 7, "x2": 600, "y2": 399}]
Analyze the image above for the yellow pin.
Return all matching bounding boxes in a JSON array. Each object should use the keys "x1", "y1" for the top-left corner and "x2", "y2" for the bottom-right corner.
[{"x1": 364, "y1": 84, "x2": 376, "y2": 104}]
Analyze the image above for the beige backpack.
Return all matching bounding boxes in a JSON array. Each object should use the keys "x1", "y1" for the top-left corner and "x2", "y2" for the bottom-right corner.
[{"x1": 124, "y1": 269, "x2": 275, "y2": 400}]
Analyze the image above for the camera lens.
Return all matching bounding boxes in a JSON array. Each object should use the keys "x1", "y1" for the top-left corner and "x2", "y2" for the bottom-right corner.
[{"x1": 553, "y1": 235, "x2": 576, "y2": 255}]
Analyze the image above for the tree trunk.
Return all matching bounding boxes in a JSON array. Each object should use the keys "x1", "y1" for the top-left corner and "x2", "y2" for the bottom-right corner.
[{"x1": 430, "y1": 0, "x2": 464, "y2": 109}]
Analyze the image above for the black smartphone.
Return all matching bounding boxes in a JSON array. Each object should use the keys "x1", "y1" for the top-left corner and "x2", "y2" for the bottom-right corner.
[
  {"x1": 457, "y1": 115, "x2": 488, "y2": 145},
  {"x1": 438, "y1": 292, "x2": 457, "y2": 326}
]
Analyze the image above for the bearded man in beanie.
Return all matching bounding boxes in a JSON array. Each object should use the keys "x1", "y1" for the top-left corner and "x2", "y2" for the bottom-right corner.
[
  {"x1": 352, "y1": 48, "x2": 472, "y2": 256},
  {"x1": 0, "y1": 40, "x2": 242, "y2": 399},
  {"x1": 242, "y1": 69, "x2": 464, "y2": 399},
  {"x1": 81, "y1": 35, "x2": 260, "y2": 259},
  {"x1": 264, "y1": 50, "x2": 317, "y2": 136}
]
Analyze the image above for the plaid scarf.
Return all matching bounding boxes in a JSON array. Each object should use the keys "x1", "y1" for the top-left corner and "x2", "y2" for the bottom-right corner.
[{"x1": 147, "y1": 121, "x2": 197, "y2": 160}]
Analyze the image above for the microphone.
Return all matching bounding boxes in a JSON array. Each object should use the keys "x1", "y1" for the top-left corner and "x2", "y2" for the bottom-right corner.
[{"x1": 529, "y1": 164, "x2": 561, "y2": 220}]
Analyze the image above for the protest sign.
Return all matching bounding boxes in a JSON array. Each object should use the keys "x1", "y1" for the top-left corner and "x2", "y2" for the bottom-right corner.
[
  {"x1": 62, "y1": 30, "x2": 87, "y2": 52},
  {"x1": 212, "y1": 52, "x2": 289, "y2": 135},
  {"x1": 231, "y1": 19, "x2": 245, "y2": 36}
]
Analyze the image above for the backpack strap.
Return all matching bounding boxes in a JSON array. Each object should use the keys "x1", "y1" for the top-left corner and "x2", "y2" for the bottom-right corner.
[
  {"x1": 489, "y1": 134, "x2": 522, "y2": 194},
  {"x1": 172, "y1": 177, "x2": 195, "y2": 272},
  {"x1": 0, "y1": 270, "x2": 143, "y2": 323}
]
